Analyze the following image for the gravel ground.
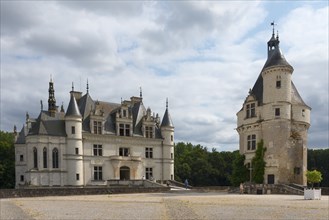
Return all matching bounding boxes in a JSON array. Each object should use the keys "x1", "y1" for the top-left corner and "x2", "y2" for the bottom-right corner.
[{"x1": 1, "y1": 192, "x2": 328, "y2": 220}]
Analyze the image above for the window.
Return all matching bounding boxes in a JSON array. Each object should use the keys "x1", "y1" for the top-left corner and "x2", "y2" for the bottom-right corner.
[
  {"x1": 145, "y1": 126, "x2": 153, "y2": 138},
  {"x1": 20, "y1": 154, "x2": 24, "y2": 162},
  {"x1": 171, "y1": 135, "x2": 173, "y2": 142},
  {"x1": 93, "y1": 144, "x2": 103, "y2": 156},
  {"x1": 119, "y1": 124, "x2": 130, "y2": 136},
  {"x1": 171, "y1": 153, "x2": 173, "y2": 159},
  {"x1": 247, "y1": 135, "x2": 256, "y2": 150},
  {"x1": 33, "y1": 147, "x2": 38, "y2": 168},
  {"x1": 71, "y1": 126, "x2": 75, "y2": 134},
  {"x1": 145, "y1": 147, "x2": 153, "y2": 158},
  {"x1": 294, "y1": 167, "x2": 301, "y2": 175},
  {"x1": 145, "y1": 167, "x2": 153, "y2": 180},
  {"x1": 119, "y1": 148, "x2": 130, "y2": 157},
  {"x1": 302, "y1": 109, "x2": 305, "y2": 117},
  {"x1": 20, "y1": 175, "x2": 24, "y2": 182},
  {"x1": 275, "y1": 108, "x2": 280, "y2": 117},
  {"x1": 75, "y1": 148, "x2": 79, "y2": 155},
  {"x1": 93, "y1": 121, "x2": 102, "y2": 134},
  {"x1": 43, "y1": 147, "x2": 47, "y2": 168},
  {"x1": 52, "y1": 148, "x2": 59, "y2": 168},
  {"x1": 246, "y1": 103, "x2": 256, "y2": 118},
  {"x1": 76, "y1": 173, "x2": 80, "y2": 180},
  {"x1": 94, "y1": 166, "x2": 102, "y2": 180},
  {"x1": 276, "y1": 75, "x2": 281, "y2": 88},
  {"x1": 123, "y1": 110, "x2": 127, "y2": 117}
]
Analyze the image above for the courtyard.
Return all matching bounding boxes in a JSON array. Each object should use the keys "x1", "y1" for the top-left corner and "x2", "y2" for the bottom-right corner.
[{"x1": 1, "y1": 192, "x2": 328, "y2": 219}]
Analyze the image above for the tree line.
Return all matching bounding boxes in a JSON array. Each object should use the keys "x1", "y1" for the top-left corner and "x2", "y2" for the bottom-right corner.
[{"x1": 0, "y1": 131, "x2": 328, "y2": 188}]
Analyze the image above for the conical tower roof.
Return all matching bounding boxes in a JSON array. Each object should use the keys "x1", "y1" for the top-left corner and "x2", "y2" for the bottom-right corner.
[
  {"x1": 65, "y1": 92, "x2": 81, "y2": 118},
  {"x1": 161, "y1": 99, "x2": 173, "y2": 127}
]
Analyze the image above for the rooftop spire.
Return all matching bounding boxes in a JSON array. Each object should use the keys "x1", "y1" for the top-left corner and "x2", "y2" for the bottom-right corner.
[
  {"x1": 72, "y1": 82, "x2": 74, "y2": 92},
  {"x1": 271, "y1": 21, "x2": 276, "y2": 37},
  {"x1": 48, "y1": 78, "x2": 57, "y2": 116},
  {"x1": 140, "y1": 87, "x2": 142, "y2": 98},
  {"x1": 267, "y1": 21, "x2": 280, "y2": 58},
  {"x1": 87, "y1": 79, "x2": 89, "y2": 94},
  {"x1": 161, "y1": 98, "x2": 173, "y2": 127}
]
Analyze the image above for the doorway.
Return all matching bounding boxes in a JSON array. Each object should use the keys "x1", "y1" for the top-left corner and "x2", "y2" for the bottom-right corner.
[{"x1": 120, "y1": 166, "x2": 130, "y2": 180}]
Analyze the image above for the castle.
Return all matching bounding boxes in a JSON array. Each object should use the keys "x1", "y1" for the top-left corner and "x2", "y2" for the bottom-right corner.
[
  {"x1": 15, "y1": 81, "x2": 174, "y2": 187},
  {"x1": 236, "y1": 26, "x2": 311, "y2": 185}
]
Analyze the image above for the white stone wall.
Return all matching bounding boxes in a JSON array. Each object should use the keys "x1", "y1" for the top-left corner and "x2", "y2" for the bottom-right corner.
[{"x1": 262, "y1": 66, "x2": 293, "y2": 104}]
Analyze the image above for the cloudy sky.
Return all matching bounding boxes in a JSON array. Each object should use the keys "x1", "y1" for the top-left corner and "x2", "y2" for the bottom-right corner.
[{"x1": 1, "y1": 1, "x2": 328, "y2": 151}]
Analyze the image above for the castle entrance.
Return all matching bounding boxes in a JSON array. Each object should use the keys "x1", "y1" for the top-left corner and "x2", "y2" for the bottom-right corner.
[{"x1": 120, "y1": 166, "x2": 130, "y2": 180}]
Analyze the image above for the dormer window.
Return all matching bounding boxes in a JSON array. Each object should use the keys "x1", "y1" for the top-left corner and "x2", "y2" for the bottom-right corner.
[
  {"x1": 119, "y1": 124, "x2": 130, "y2": 136},
  {"x1": 93, "y1": 121, "x2": 102, "y2": 134},
  {"x1": 123, "y1": 109, "x2": 127, "y2": 117},
  {"x1": 145, "y1": 126, "x2": 154, "y2": 138},
  {"x1": 246, "y1": 103, "x2": 256, "y2": 118}
]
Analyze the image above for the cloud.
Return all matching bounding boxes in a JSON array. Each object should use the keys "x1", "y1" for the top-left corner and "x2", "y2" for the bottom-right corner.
[{"x1": 1, "y1": 1, "x2": 328, "y2": 151}]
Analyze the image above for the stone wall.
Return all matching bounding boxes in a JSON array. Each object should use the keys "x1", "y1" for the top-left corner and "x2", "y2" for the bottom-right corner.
[{"x1": 0, "y1": 186, "x2": 170, "y2": 199}]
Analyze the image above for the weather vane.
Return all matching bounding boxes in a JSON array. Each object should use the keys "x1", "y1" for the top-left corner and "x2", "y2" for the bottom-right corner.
[{"x1": 271, "y1": 21, "x2": 277, "y2": 34}]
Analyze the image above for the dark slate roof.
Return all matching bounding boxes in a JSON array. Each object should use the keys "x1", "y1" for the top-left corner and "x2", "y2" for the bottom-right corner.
[
  {"x1": 291, "y1": 81, "x2": 311, "y2": 108},
  {"x1": 161, "y1": 108, "x2": 173, "y2": 127},
  {"x1": 262, "y1": 48, "x2": 292, "y2": 70},
  {"x1": 29, "y1": 111, "x2": 66, "y2": 136},
  {"x1": 16, "y1": 126, "x2": 27, "y2": 144},
  {"x1": 251, "y1": 74, "x2": 264, "y2": 105},
  {"x1": 78, "y1": 93, "x2": 94, "y2": 120},
  {"x1": 132, "y1": 101, "x2": 146, "y2": 135},
  {"x1": 65, "y1": 93, "x2": 81, "y2": 117}
]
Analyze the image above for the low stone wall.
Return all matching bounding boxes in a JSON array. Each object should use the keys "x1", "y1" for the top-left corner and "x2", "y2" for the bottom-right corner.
[{"x1": 0, "y1": 186, "x2": 170, "y2": 199}]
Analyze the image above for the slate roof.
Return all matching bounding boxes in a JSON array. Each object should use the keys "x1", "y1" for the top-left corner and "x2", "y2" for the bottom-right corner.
[
  {"x1": 65, "y1": 93, "x2": 81, "y2": 117},
  {"x1": 161, "y1": 108, "x2": 174, "y2": 127},
  {"x1": 16, "y1": 126, "x2": 27, "y2": 144},
  {"x1": 262, "y1": 47, "x2": 292, "y2": 70},
  {"x1": 17, "y1": 88, "x2": 168, "y2": 141},
  {"x1": 28, "y1": 111, "x2": 66, "y2": 136}
]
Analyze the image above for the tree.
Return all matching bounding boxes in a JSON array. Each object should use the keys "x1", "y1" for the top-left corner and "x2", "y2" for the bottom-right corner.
[
  {"x1": 0, "y1": 131, "x2": 15, "y2": 189},
  {"x1": 306, "y1": 170, "x2": 322, "y2": 188},
  {"x1": 308, "y1": 149, "x2": 329, "y2": 187},
  {"x1": 251, "y1": 140, "x2": 266, "y2": 184},
  {"x1": 230, "y1": 151, "x2": 249, "y2": 186}
]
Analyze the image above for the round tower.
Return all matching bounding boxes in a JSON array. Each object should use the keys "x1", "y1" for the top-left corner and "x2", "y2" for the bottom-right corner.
[
  {"x1": 65, "y1": 90, "x2": 84, "y2": 186},
  {"x1": 160, "y1": 99, "x2": 174, "y2": 181}
]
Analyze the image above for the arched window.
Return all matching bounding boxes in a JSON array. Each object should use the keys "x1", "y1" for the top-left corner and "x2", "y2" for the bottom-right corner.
[
  {"x1": 33, "y1": 147, "x2": 38, "y2": 168},
  {"x1": 52, "y1": 148, "x2": 59, "y2": 168},
  {"x1": 43, "y1": 147, "x2": 47, "y2": 168}
]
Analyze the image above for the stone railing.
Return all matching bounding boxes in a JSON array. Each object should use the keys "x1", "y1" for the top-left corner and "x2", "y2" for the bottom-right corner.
[{"x1": 109, "y1": 155, "x2": 142, "y2": 162}]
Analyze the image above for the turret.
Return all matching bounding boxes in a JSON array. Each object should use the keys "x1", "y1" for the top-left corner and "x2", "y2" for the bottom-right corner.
[
  {"x1": 160, "y1": 99, "x2": 174, "y2": 181},
  {"x1": 65, "y1": 89, "x2": 84, "y2": 186},
  {"x1": 261, "y1": 23, "x2": 293, "y2": 109}
]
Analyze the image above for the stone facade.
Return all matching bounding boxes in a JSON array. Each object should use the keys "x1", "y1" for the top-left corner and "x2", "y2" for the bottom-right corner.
[
  {"x1": 15, "y1": 80, "x2": 174, "y2": 188},
  {"x1": 236, "y1": 27, "x2": 311, "y2": 185}
]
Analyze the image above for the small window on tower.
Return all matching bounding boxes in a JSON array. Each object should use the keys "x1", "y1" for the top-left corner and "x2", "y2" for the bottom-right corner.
[
  {"x1": 276, "y1": 80, "x2": 281, "y2": 88},
  {"x1": 71, "y1": 126, "x2": 75, "y2": 134},
  {"x1": 302, "y1": 109, "x2": 305, "y2": 117},
  {"x1": 275, "y1": 108, "x2": 280, "y2": 117}
]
